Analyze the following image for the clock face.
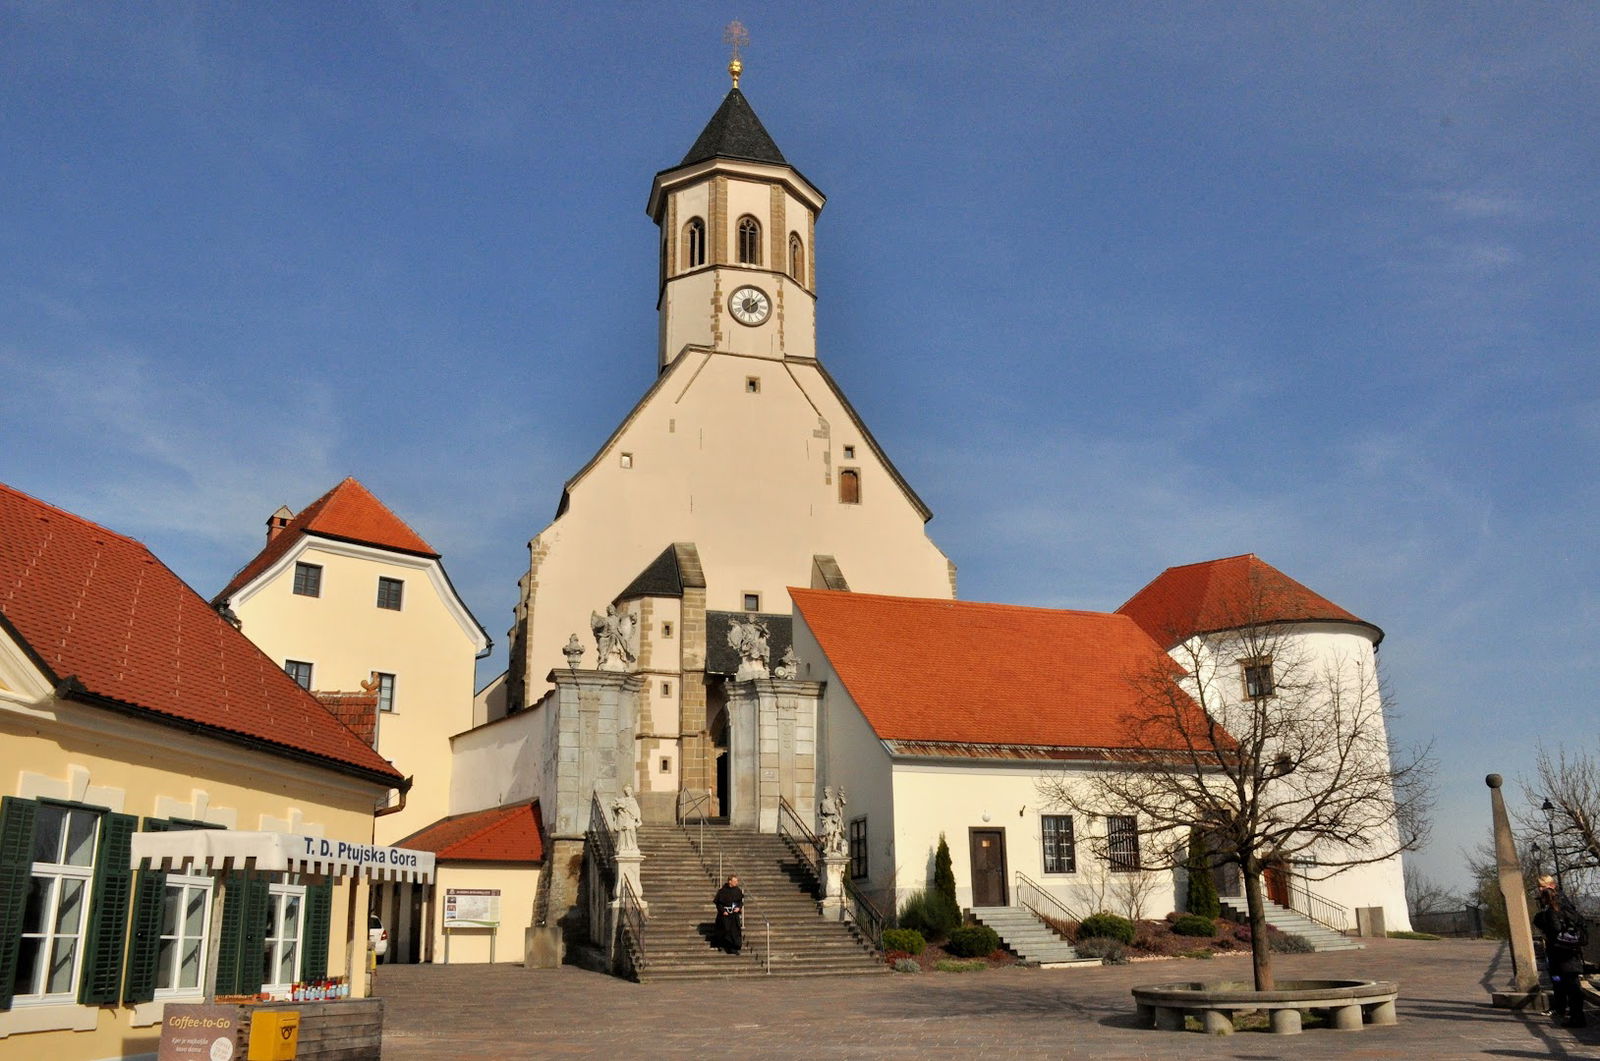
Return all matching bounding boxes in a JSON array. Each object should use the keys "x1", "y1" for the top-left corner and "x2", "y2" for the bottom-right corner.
[{"x1": 728, "y1": 286, "x2": 771, "y2": 326}]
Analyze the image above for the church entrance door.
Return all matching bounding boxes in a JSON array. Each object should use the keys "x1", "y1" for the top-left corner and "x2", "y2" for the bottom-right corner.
[{"x1": 968, "y1": 828, "x2": 1008, "y2": 907}]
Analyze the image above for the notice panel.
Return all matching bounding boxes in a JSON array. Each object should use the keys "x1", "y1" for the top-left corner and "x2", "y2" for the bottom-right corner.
[{"x1": 444, "y1": 887, "x2": 501, "y2": 927}]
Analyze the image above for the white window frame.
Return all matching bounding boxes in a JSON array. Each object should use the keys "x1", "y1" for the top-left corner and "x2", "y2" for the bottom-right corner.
[
  {"x1": 15, "y1": 804, "x2": 100, "y2": 1005},
  {"x1": 376, "y1": 672, "x2": 396, "y2": 713},
  {"x1": 261, "y1": 882, "x2": 307, "y2": 995},
  {"x1": 153, "y1": 872, "x2": 213, "y2": 999}
]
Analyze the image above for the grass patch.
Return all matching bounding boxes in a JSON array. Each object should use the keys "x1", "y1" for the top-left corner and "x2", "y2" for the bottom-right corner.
[
  {"x1": 933, "y1": 959, "x2": 987, "y2": 973},
  {"x1": 1387, "y1": 930, "x2": 1442, "y2": 941}
]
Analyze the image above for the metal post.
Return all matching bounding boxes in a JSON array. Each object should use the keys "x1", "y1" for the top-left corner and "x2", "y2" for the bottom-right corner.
[
  {"x1": 1543, "y1": 798, "x2": 1564, "y2": 890},
  {"x1": 765, "y1": 918, "x2": 771, "y2": 974}
]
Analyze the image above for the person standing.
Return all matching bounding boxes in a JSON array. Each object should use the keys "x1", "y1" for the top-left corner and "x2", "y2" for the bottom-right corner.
[
  {"x1": 1533, "y1": 875, "x2": 1588, "y2": 1028},
  {"x1": 713, "y1": 875, "x2": 745, "y2": 955}
]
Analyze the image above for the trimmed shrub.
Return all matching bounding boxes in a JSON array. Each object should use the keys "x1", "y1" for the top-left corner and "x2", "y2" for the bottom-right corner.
[
  {"x1": 1269, "y1": 931, "x2": 1315, "y2": 954},
  {"x1": 896, "y1": 890, "x2": 957, "y2": 942},
  {"x1": 934, "y1": 959, "x2": 986, "y2": 973},
  {"x1": 881, "y1": 928, "x2": 926, "y2": 955},
  {"x1": 1076, "y1": 912, "x2": 1136, "y2": 945},
  {"x1": 1073, "y1": 937, "x2": 1128, "y2": 964},
  {"x1": 892, "y1": 957, "x2": 921, "y2": 973},
  {"x1": 1171, "y1": 914, "x2": 1216, "y2": 937},
  {"x1": 946, "y1": 924, "x2": 1001, "y2": 958}
]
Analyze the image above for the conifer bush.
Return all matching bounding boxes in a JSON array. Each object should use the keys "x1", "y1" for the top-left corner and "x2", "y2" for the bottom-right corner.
[
  {"x1": 946, "y1": 924, "x2": 1000, "y2": 958},
  {"x1": 1076, "y1": 912, "x2": 1136, "y2": 945},
  {"x1": 931, "y1": 834, "x2": 962, "y2": 932},
  {"x1": 881, "y1": 928, "x2": 926, "y2": 955},
  {"x1": 1171, "y1": 914, "x2": 1216, "y2": 937}
]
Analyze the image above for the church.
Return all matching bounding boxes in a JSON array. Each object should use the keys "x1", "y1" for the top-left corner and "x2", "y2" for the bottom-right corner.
[{"x1": 198, "y1": 50, "x2": 1412, "y2": 976}]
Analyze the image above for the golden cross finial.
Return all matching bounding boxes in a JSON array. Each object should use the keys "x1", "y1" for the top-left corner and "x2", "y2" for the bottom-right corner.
[{"x1": 723, "y1": 20, "x2": 749, "y2": 88}]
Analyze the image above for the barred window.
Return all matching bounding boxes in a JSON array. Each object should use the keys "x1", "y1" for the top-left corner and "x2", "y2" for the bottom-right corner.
[
  {"x1": 848, "y1": 818, "x2": 868, "y2": 879},
  {"x1": 1041, "y1": 814, "x2": 1076, "y2": 874},
  {"x1": 1106, "y1": 815, "x2": 1141, "y2": 873}
]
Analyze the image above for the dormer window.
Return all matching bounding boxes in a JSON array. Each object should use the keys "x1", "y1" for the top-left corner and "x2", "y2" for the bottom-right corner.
[
  {"x1": 789, "y1": 233, "x2": 805, "y2": 283},
  {"x1": 684, "y1": 217, "x2": 706, "y2": 269},
  {"x1": 737, "y1": 215, "x2": 762, "y2": 265}
]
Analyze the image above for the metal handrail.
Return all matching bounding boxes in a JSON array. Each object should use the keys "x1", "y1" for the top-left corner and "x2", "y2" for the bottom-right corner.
[
  {"x1": 617, "y1": 875, "x2": 648, "y2": 975},
  {"x1": 776, "y1": 796, "x2": 886, "y2": 951},
  {"x1": 588, "y1": 791, "x2": 617, "y2": 879},
  {"x1": 1013, "y1": 870, "x2": 1085, "y2": 932},
  {"x1": 676, "y1": 789, "x2": 723, "y2": 882},
  {"x1": 1286, "y1": 873, "x2": 1350, "y2": 933}
]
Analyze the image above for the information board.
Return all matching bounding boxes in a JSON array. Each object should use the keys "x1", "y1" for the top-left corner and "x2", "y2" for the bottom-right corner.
[{"x1": 444, "y1": 887, "x2": 501, "y2": 927}]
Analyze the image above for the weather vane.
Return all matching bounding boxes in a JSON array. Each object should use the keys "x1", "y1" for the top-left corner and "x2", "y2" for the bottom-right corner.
[{"x1": 724, "y1": 20, "x2": 749, "y2": 88}]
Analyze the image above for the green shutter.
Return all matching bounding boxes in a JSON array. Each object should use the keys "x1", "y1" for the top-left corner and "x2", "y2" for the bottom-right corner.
[
  {"x1": 211, "y1": 871, "x2": 247, "y2": 996},
  {"x1": 79, "y1": 812, "x2": 136, "y2": 1004},
  {"x1": 122, "y1": 860, "x2": 167, "y2": 1004},
  {"x1": 299, "y1": 879, "x2": 333, "y2": 982},
  {"x1": 0, "y1": 798, "x2": 39, "y2": 1011},
  {"x1": 238, "y1": 877, "x2": 269, "y2": 995}
]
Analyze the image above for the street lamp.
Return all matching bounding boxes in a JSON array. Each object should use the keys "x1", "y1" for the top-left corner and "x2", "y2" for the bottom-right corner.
[
  {"x1": 1532, "y1": 841, "x2": 1543, "y2": 876},
  {"x1": 1542, "y1": 798, "x2": 1563, "y2": 891}
]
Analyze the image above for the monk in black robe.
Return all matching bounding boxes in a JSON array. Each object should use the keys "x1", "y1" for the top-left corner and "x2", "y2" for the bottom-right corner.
[{"x1": 713, "y1": 875, "x2": 744, "y2": 954}]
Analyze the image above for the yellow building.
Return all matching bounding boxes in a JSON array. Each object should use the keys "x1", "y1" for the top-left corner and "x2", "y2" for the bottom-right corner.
[
  {"x1": 213, "y1": 477, "x2": 491, "y2": 963},
  {"x1": 0, "y1": 481, "x2": 406, "y2": 1060}
]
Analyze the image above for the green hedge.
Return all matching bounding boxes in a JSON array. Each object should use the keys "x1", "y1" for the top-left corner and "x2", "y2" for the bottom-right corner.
[
  {"x1": 1076, "y1": 912, "x2": 1136, "y2": 944},
  {"x1": 946, "y1": 924, "x2": 1001, "y2": 958},
  {"x1": 881, "y1": 928, "x2": 926, "y2": 955},
  {"x1": 1171, "y1": 914, "x2": 1216, "y2": 937}
]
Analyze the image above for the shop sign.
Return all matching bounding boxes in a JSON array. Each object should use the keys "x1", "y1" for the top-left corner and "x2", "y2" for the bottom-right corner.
[{"x1": 158, "y1": 1004, "x2": 243, "y2": 1061}]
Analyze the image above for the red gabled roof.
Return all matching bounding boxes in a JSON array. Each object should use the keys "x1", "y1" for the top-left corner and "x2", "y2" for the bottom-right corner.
[
  {"x1": 790, "y1": 588, "x2": 1211, "y2": 753},
  {"x1": 399, "y1": 802, "x2": 543, "y2": 862},
  {"x1": 0, "y1": 482, "x2": 402, "y2": 784},
  {"x1": 1117, "y1": 554, "x2": 1376, "y2": 648},
  {"x1": 215, "y1": 478, "x2": 438, "y2": 603}
]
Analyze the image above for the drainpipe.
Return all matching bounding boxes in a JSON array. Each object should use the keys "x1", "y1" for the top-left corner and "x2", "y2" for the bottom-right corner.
[{"x1": 375, "y1": 775, "x2": 413, "y2": 817}]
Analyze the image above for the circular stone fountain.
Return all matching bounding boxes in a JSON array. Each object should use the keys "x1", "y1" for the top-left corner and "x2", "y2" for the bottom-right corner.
[{"x1": 1131, "y1": 979, "x2": 1399, "y2": 1035}]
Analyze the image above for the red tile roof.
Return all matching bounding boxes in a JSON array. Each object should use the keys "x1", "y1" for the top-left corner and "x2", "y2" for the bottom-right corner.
[
  {"x1": 215, "y1": 478, "x2": 438, "y2": 603},
  {"x1": 1117, "y1": 554, "x2": 1376, "y2": 648},
  {"x1": 790, "y1": 588, "x2": 1211, "y2": 753},
  {"x1": 398, "y1": 802, "x2": 543, "y2": 862},
  {"x1": 0, "y1": 482, "x2": 402, "y2": 784},
  {"x1": 315, "y1": 690, "x2": 379, "y2": 748}
]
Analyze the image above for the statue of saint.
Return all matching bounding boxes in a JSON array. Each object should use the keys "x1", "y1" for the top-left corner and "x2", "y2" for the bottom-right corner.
[
  {"x1": 728, "y1": 615, "x2": 770, "y2": 679},
  {"x1": 773, "y1": 645, "x2": 799, "y2": 679},
  {"x1": 610, "y1": 784, "x2": 643, "y2": 853},
  {"x1": 590, "y1": 604, "x2": 637, "y2": 670},
  {"x1": 818, "y1": 785, "x2": 847, "y2": 857}
]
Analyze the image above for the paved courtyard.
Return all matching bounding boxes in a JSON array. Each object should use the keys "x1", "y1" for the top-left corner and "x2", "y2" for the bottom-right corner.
[{"x1": 375, "y1": 938, "x2": 1598, "y2": 1059}]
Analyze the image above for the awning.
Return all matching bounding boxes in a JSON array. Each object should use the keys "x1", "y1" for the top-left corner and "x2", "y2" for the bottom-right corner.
[{"x1": 131, "y1": 830, "x2": 435, "y2": 884}]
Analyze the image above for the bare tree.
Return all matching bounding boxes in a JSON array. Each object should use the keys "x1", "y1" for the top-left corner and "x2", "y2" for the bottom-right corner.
[
  {"x1": 1037, "y1": 603, "x2": 1432, "y2": 990},
  {"x1": 1519, "y1": 746, "x2": 1600, "y2": 897},
  {"x1": 1404, "y1": 866, "x2": 1461, "y2": 919}
]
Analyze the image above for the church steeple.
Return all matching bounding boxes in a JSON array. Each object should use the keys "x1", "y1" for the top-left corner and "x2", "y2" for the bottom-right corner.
[{"x1": 647, "y1": 38, "x2": 825, "y2": 371}]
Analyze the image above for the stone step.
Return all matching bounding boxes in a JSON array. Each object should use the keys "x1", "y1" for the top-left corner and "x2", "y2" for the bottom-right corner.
[
  {"x1": 1217, "y1": 897, "x2": 1365, "y2": 952},
  {"x1": 968, "y1": 906, "x2": 1097, "y2": 968}
]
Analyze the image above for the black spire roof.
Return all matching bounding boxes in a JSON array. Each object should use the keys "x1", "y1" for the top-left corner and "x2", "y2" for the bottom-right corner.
[{"x1": 679, "y1": 88, "x2": 787, "y2": 168}]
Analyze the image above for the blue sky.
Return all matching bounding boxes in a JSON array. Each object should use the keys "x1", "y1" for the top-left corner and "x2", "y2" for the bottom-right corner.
[{"x1": 3, "y1": 3, "x2": 1595, "y2": 893}]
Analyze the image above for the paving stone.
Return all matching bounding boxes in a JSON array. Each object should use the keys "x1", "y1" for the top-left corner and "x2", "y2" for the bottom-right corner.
[{"x1": 376, "y1": 938, "x2": 1597, "y2": 1058}]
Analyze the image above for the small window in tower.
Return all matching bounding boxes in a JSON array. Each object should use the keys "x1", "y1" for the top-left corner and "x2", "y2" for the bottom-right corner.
[
  {"x1": 662, "y1": 621, "x2": 674, "y2": 638},
  {"x1": 660, "y1": 756, "x2": 672, "y2": 774},
  {"x1": 743, "y1": 592, "x2": 761, "y2": 612},
  {"x1": 1241, "y1": 658, "x2": 1276, "y2": 699},
  {"x1": 789, "y1": 232, "x2": 804, "y2": 283},
  {"x1": 842, "y1": 445, "x2": 855, "y2": 459},
  {"x1": 839, "y1": 468, "x2": 861, "y2": 504},
  {"x1": 620, "y1": 452, "x2": 634, "y2": 469},
  {"x1": 684, "y1": 217, "x2": 706, "y2": 269},
  {"x1": 746, "y1": 376, "x2": 760, "y2": 393},
  {"x1": 661, "y1": 681, "x2": 672, "y2": 697},
  {"x1": 737, "y1": 215, "x2": 762, "y2": 265}
]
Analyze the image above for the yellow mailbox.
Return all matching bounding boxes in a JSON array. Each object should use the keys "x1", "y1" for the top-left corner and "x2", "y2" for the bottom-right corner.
[{"x1": 247, "y1": 1009, "x2": 301, "y2": 1060}]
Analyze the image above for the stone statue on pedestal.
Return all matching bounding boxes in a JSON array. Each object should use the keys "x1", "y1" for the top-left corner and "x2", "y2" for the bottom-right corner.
[
  {"x1": 818, "y1": 785, "x2": 847, "y2": 857},
  {"x1": 610, "y1": 784, "x2": 643, "y2": 854},
  {"x1": 773, "y1": 645, "x2": 798, "y2": 679},
  {"x1": 590, "y1": 604, "x2": 637, "y2": 671},
  {"x1": 728, "y1": 615, "x2": 771, "y2": 680}
]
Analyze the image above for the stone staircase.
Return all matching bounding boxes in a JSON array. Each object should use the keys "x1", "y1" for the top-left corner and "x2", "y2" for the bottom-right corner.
[
  {"x1": 1219, "y1": 896, "x2": 1365, "y2": 952},
  {"x1": 634, "y1": 823, "x2": 886, "y2": 981},
  {"x1": 969, "y1": 906, "x2": 1098, "y2": 967}
]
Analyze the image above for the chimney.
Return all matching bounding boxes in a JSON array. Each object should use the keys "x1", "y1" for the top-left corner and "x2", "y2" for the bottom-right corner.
[{"x1": 266, "y1": 505, "x2": 295, "y2": 542}]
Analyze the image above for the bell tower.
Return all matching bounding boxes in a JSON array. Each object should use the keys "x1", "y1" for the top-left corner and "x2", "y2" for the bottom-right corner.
[{"x1": 647, "y1": 26, "x2": 825, "y2": 371}]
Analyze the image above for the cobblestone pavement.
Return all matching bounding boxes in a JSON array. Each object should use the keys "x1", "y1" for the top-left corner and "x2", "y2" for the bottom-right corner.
[{"x1": 375, "y1": 939, "x2": 1600, "y2": 1059}]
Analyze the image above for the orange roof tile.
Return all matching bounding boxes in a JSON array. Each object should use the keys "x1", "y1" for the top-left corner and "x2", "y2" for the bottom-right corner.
[
  {"x1": 315, "y1": 690, "x2": 379, "y2": 748},
  {"x1": 790, "y1": 588, "x2": 1210, "y2": 752},
  {"x1": 399, "y1": 802, "x2": 543, "y2": 862},
  {"x1": 1117, "y1": 554, "x2": 1376, "y2": 648},
  {"x1": 215, "y1": 478, "x2": 438, "y2": 603},
  {"x1": 0, "y1": 482, "x2": 402, "y2": 784}
]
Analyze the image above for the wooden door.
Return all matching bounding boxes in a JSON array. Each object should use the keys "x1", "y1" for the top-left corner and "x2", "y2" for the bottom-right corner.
[
  {"x1": 1264, "y1": 862, "x2": 1290, "y2": 906},
  {"x1": 968, "y1": 828, "x2": 1009, "y2": 907}
]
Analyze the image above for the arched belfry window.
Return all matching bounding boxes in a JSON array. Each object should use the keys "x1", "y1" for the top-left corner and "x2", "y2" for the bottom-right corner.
[
  {"x1": 789, "y1": 233, "x2": 805, "y2": 284},
  {"x1": 683, "y1": 217, "x2": 706, "y2": 269},
  {"x1": 737, "y1": 215, "x2": 762, "y2": 265}
]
